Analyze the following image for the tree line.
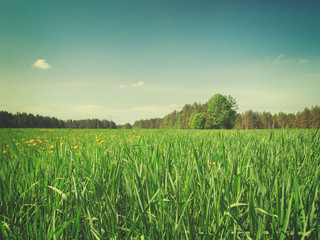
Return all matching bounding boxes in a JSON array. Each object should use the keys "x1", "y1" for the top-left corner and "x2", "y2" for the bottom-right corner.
[
  {"x1": 133, "y1": 94, "x2": 238, "y2": 129},
  {"x1": 235, "y1": 106, "x2": 320, "y2": 129},
  {"x1": 0, "y1": 111, "x2": 117, "y2": 129},
  {"x1": 132, "y1": 94, "x2": 320, "y2": 130},
  {"x1": 1, "y1": 93, "x2": 320, "y2": 129}
]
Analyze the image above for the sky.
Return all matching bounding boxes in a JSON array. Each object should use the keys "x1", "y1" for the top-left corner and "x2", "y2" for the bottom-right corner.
[{"x1": 1, "y1": 0, "x2": 320, "y2": 124}]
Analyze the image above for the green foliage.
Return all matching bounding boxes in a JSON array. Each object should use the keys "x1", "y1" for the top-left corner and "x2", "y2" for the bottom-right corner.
[
  {"x1": 190, "y1": 113, "x2": 206, "y2": 129},
  {"x1": 132, "y1": 93, "x2": 239, "y2": 129},
  {"x1": 206, "y1": 94, "x2": 237, "y2": 129}
]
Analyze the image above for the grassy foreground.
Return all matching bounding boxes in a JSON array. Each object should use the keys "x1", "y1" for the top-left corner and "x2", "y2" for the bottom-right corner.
[{"x1": 0, "y1": 128, "x2": 319, "y2": 239}]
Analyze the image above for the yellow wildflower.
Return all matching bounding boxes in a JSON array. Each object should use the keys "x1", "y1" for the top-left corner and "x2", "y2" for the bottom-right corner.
[
  {"x1": 50, "y1": 145, "x2": 54, "y2": 149},
  {"x1": 16, "y1": 143, "x2": 20, "y2": 146},
  {"x1": 30, "y1": 139, "x2": 35, "y2": 143}
]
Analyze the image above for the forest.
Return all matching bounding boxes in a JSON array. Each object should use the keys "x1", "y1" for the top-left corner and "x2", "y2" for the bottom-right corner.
[
  {"x1": 132, "y1": 94, "x2": 320, "y2": 129},
  {"x1": 1, "y1": 94, "x2": 320, "y2": 129},
  {"x1": 133, "y1": 105, "x2": 320, "y2": 130},
  {"x1": 0, "y1": 112, "x2": 117, "y2": 129}
]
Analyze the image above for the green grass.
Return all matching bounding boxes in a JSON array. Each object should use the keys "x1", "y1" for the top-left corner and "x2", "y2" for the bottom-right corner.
[{"x1": 0, "y1": 128, "x2": 319, "y2": 239}]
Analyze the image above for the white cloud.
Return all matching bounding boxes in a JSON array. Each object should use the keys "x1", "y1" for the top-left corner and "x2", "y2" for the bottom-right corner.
[
  {"x1": 119, "y1": 81, "x2": 145, "y2": 88},
  {"x1": 132, "y1": 81, "x2": 145, "y2": 87},
  {"x1": 298, "y1": 59, "x2": 310, "y2": 64},
  {"x1": 32, "y1": 59, "x2": 51, "y2": 69}
]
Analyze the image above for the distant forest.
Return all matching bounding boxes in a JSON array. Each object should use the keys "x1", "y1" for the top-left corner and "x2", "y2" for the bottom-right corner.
[
  {"x1": 1, "y1": 94, "x2": 320, "y2": 129},
  {"x1": 133, "y1": 104, "x2": 320, "y2": 130},
  {"x1": 0, "y1": 111, "x2": 117, "y2": 129}
]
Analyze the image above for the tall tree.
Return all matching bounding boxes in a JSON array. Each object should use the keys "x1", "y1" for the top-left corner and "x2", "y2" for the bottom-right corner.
[{"x1": 206, "y1": 94, "x2": 237, "y2": 129}]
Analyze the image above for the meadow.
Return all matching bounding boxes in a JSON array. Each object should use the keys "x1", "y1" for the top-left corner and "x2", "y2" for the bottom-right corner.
[{"x1": 0, "y1": 128, "x2": 319, "y2": 239}]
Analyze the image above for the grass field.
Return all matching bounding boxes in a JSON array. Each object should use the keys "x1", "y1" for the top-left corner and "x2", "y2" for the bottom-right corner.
[{"x1": 1, "y1": 128, "x2": 319, "y2": 239}]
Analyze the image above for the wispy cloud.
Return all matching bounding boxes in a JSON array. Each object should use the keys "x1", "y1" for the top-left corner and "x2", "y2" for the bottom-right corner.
[
  {"x1": 132, "y1": 81, "x2": 145, "y2": 87},
  {"x1": 298, "y1": 59, "x2": 310, "y2": 64},
  {"x1": 262, "y1": 55, "x2": 310, "y2": 66},
  {"x1": 32, "y1": 59, "x2": 51, "y2": 69},
  {"x1": 266, "y1": 54, "x2": 291, "y2": 65},
  {"x1": 119, "y1": 81, "x2": 145, "y2": 88},
  {"x1": 305, "y1": 74, "x2": 320, "y2": 78}
]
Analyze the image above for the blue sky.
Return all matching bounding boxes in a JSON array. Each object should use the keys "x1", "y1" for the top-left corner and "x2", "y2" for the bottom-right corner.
[{"x1": 1, "y1": 0, "x2": 320, "y2": 124}]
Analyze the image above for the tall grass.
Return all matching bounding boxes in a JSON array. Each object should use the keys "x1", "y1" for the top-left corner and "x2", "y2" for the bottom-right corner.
[{"x1": 0, "y1": 128, "x2": 319, "y2": 239}]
